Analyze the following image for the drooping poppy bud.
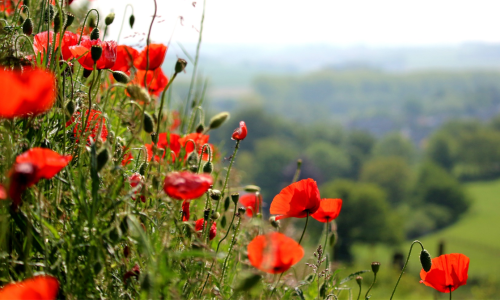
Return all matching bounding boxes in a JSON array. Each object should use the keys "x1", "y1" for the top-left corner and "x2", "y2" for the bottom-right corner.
[
  {"x1": 143, "y1": 112, "x2": 154, "y2": 133},
  {"x1": 175, "y1": 58, "x2": 187, "y2": 73},
  {"x1": 163, "y1": 172, "x2": 213, "y2": 200},
  {"x1": 203, "y1": 161, "x2": 213, "y2": 174},
  {"x1": 105, "y1": 13, "x2": 115, "y2": 26},
  {"x1": 90, "y1": 27, "x2": 100, "y2": 40},
  {"x1": 269, "y1": 216, "x2": 280, "y2": 229},
  {"x1": 129, "y1": 15, "x2": 135, "y2": 28},
  {"x1": 112, "y1": 71, "x2": 130, "y2": 84},
  {"x1": 209, "y1": 112, "x2": 230, "y2": 130},
  {"x1": 22, "y1": 18, "x2": 33, "y2": 35},
  {"x1": 139, "y1": 162, "x2": 147, "y2": 176},
  {"x1": 53, "y1": 12, "x2": 63, "y2": 33},
  {"x1": 420, "y1": 249, "x2": 432, "y2": 272},
  {"x1": 211, "y1": 211, "x2": 220, "y2": 220},
  {"x1": 231, "y1": 121, "x2": 247, "y2": 141}
]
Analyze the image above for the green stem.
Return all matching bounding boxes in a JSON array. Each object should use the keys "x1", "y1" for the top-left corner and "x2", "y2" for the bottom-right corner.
[
  {"x1": 116, "y1": 4, "x2": 133, "y2": 44},
  {"x1": 215, "y1": 140, "x2": 240, "y2": 213},
  {"x1": 364, "y1": 273, "x2": 376, "y2": 300},
  {"x1": 298, "y1": 212, "x2": 309, "y2": 245},
  {"x1": 78, "y1": 9, "x2": 100, "y2": 44},
  {"x1": 389, "y1": 240, "x2": 425, "y2": 300},
  {"x1": 292, "y1": 159, "x2": 302, "y2": 183},
  {"x1": 449, "y1": 286, "x2": 452, "y2": 300},
  {"x1": 357, "y1": 282, "x2": 362, "y2": 300},
  {"x1": 221, "y1": 216, "x2": 241, "y2": 283}
]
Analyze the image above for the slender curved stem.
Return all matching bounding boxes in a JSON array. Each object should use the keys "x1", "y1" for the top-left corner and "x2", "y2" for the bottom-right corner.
[
  {"x1": 356, "y1": 282, "x2": 362, "y2": 300},
  {"x1": 215, "y1": 140, "x2": 240, "y2": 213},
  {"x1": 389, "y1": 240, "x2": 425, "y2": 300},
  {"x1": 117, "y1": 4, "x2": 133, "y2": 44},
  {"x1": 144, "y1": 0, "x2": 157, "y2": 88},
  {"x1": 221, "y1": 216, "x2": 241, "y2": 282},
  {"x1": 364, "y1": 273, "x2": 377, "y2": 300},
  {"x1": 298, "y1": 212, "x2": 310, "y2": 245},
  {"x1": 78, "y1": 9, "x2": 100, "y2": 44}
]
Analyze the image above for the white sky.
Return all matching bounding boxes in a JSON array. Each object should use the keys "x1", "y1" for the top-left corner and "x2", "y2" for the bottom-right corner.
[{"x1": 90, "y1": 0, "x2": 500, "y2": 47}]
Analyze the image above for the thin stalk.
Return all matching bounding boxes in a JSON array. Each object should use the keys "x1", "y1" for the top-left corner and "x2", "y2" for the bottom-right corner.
[
  {"x1": 117, "y1": 4, "x2": 133, "y2": 44},
  {"x1": 143, "y1": 0, "x2": 157, "y2": 89},
  {"x1": 214, "y1": 140, "x2": 240, "y2": 213},
  {"x1": 221, "y1": 216, "x2": 241, "y2": 283},
  {"x1": 292, "y1": 159, "x2": 302, "y2": 183},
  {"x1": 298, "y1": 212, "x2": 310, "y2": 245},
  {"x1": 449, "y1": 287, "x2": 452, "y2": 300},
  {"x1": 364, "y1": 269, "x2": 377, "y2": 299},
  {"x1": 356, "y1": 283, "x2": 362, "y2": 300},
  {"x1": 78, "y1": 9, "x2": 100, "y2": 44},
  {"x1": 389, "y1": 240, "x2": 425, "y2": 300}
]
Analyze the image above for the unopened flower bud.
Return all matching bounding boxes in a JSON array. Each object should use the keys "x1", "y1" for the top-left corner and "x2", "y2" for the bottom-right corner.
[
  {"x1": 196, "y1": 123, "x2": 204, "y2": 133},
  {"x1": 244, "y1": 185, "x2": 260, "y2": 193},
  {"x1": 209, "y1": 112, "x2": 230, "y2": 129},
  {"x1": 91, "y1": 45, "x2": 102, "y2": 62},
  {"x1": 123, "y1": 245, "x2": 130, "y2": 258},
  {"x1": 53, "y1": 12, "x2": 62, "y2": 33},
  {"x1": 66, "y1": 100, "x2": 75, "y2": 116},
  {"x1": 238, "y1": 207, "x2": 246, "y2": 215},
  {"x1": 83, "y1": 68, "x2": 92, "y2": 78},
  {"x1": 88, "y1": 17, "x2": 97, "y2": 28},
  {"x1": 269, "y1": 216, "x2": 280, "y2": 228},
  {"x1": 143, "y1": 112, "x2": 154, "y2": 134},
  {"x1": 187, "y1": 151, "x2": 198, "y2": 166},
  {"x1": 204, "y1": 209, "x2": 210, "y2": 220},
  {"x1": 22, "y1": 18, "x2": 33, "y2": 35},
  {"x1": 90, "y1": 27, "x2": 100, "y2": 40},
  {"x1": 127, "y1": 84, "x2": 151, "y2": 103},
  {"x1": 139, "y1": 162, "x2": 147, "y2": 176},
  {"x1": 65, "y1": 13, "x2": 75, "y2": 29},
  {"x1": 129, "y1": 14, "x2": 135, "y2": 28},
  {"x1": 224, "y1": 197, "x2": 230, "y2": 211},
  {"x1": 175, "y1": 58, "x2": 187, "y2": 73},
  {"x1": 105, "y1": 13, "x2": 115, "y2": 26},
  {"x1": 231, "y1": 193, "x2": 239, "y2": 204},
  {"x1": 420, "y1": 249, "x2": 432, "y2": 272},
  {"x1": 44, "y1": 5, "x2": 55, "y2": 22},
  {"x1": 112, "y1": 71, "x2": 130, "y2": 83},
  {"x1": 97, "y1": 148, "x2": 110, "y2": 172},
  {"x1": 220, "y1": 215, "x2": 227, "y2": 228},
  {"x1": 356, "y1": 276, "x2": 363, "y2": 285},
  {"x1": 203, "y1": 161, "x2": 213, "y2": 174},
  {"x1": 210, "y1": 189, "x2": 221, "y2": 201},
  {"x1": 211, "y1": 211, "x2": 220, "y2": 220},
  {"x1": 371, "y1": 262, "x2": 380, "y2": 275}
]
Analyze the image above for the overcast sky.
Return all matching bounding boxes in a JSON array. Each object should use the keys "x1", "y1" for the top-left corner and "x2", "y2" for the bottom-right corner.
[{"x1": 89, "y1": 0, "x2": 500, "y2": 48}]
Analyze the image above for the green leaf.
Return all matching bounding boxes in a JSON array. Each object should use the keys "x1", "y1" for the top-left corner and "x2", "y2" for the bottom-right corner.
[
  {"x1": 234, "y1": 273, "x2": 261, "y2": 292},
  {"x1": 339, "y1": 270, "x2": 370, "y2": 285}
]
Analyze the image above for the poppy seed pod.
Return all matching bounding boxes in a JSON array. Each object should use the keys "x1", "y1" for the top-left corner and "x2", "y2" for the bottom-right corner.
[
  {"x1": 244, "y1": 185, "x2": 261, "y2": 193},
  {"x1": 22, "y1": 18, "x2": 33, "y2": 35},
  {"x1": 356, "y1": 276, "x2": 363, "y2": 285},
  {"x1": 90, "y1": 28, "x2": 100, "y2": 40},
  {"x1": 91, "y1": 45, "x2": 103, "y2": 62},
  {"x1": 209, "y1": 112, "x2": 230, "y2": 129},
  {"x1": 105, "y1": 13, "x2": 115, "y2": 26},
  {"x1": 112, "y1": 71, "x2": 130, "y2": 84},
  {"x1": 231, "y1": 193, "x2": 239, "y2": 204},
  {"x1": 238, "y1": 207, "x2": 246, "y2": 215},
  {"x1": 210, "y1": 189, "x2": 221, "y2": 201},
  {"x1": 143, "y1": 112, "x2": 154, "y2": 134},
  {"x1": 96, "y1": 148, "x2": 110, "y2": 172},
  {"x1": 65, "y1": 13, "x2": 75, "y2": 29},
  {"x1": 129, "y1": 14, "x2": 135, "y2": 28},
  {"x1": 44, "y1": 5, "x2": 55, "y2": 22},
  {"x1": 175, "y1": 58, "x2": 187, "y2": 73},
  {"x1": 420, "y1": 249, "x2": 432, "y2": 272},
  {"x1": 187, "y1": 151, "x2": 198, "y2": 166},
  {"x1": 66, "y1": 100, "x2": 75, "y2": 116},
  {"x1": 371, "y1": 262, "x2": 380, "y2": 275}
]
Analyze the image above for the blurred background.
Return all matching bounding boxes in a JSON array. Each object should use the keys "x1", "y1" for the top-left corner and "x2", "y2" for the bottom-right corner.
[{"x1": 89, "y1": 0, "x2": 500, "y2": 298}]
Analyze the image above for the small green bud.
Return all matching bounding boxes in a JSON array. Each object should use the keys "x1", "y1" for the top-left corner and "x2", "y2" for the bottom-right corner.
[
  {"x1": 97, "y1": 148, "x2": 110, "y2": 172},
  {"x1": 105, "y1": 13, "x2": 115, "y2": 26},
  {"x1": 203, "y1": 209, "x2": 210, "y2": 221},
  {"x1": 53, "y1": 12, "x2": 62, "y2": 33},
  {"x1": 175, "y1": 58, "x2": 187, "y2": 73},
  {"x1": 22, "y1": 18, "x2": 33, "y2": 35},
  {"x1": 187, "y1": 151, "x2": 198, "y2": 166},
  {"x1": 356, "y1": 276, "x2": 363, "y2": 285},
  {"x1": 65, "y1": 13, "x2": 75, "y2": 29},
  {"x1": 203, "y1": 161, "x2": 213, "y2": 174},
  {"x1": 83, "y1": 68, "x2": 92, "y2": 78},
  {"x1": 231, "y1": 193, "x2": 239, "y2": 204},
  {"x1": 371, "y1": 262, "x2": 380, "y2": 275},
  {"x1": 143, "y1": 112, "x2": 154, "y2": 134},
  {"x1": 129, "y1": 14, "x2": 135, "y2": 28},
  {"x1": 91, "y1": 45, "x2": 102, "y2": 62},
  {"x1": 420, "y1": 249, "x2": 432, "y2": 272},
  {"x1": 196, "y1": 123, "x2": 204, "y2": 133},
  {"x1": 127, "y1": 84, "x2": 151, "y2": 103},
  {"x1": 244, "y1": 185, "x2": 261, "y2": 193},
  {"x1": 112, "y1": 71, "x2": 130, "y2": 83},
  {"x1": 211, "y1": 211, "x2": 220, "y2": 220},
  {"x1": 209, "y1": 112, "x2": 230, "y2": 129},
  {"x1": 189, "y1": 165, "x2": 198, "y2": 173},
  {"x1": 224, "y1": 197, "x2": 230, "y2": 211},
  {"x1": 139, "y1": 162, "x2": 147, "y2": 176},
  {"x1": 329, "y1": 232, "x2": 336, "y2": 246},
  {"x1": 66, "y1": 100, "x2": 75, "y2": 116},
  {"x1": 90, "y1": 27, "x2": 100, "y2": 40},
  {"x1": 220, "y1": 215, "x2": 227, "y2": 228},
  {"x1": 210, "y1": 189, "x2": 221, "y2": 201}
]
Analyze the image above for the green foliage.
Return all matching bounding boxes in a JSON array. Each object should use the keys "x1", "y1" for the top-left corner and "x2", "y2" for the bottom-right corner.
[
  {"x1": 305, "y1": 141, "x2": 351, "y2": 182},
  {"x1": 372, "y1": 133, "x2": 415, "y2": 163}
]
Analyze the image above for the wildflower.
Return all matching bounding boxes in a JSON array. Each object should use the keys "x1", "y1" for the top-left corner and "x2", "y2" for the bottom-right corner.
[
  {"x1": 111, "y1": 45, "x2": 139, "y2": 74},
  {"x1": 134, "y1": 43, "x2": 167, "y2": 70},
  {"x1": 247, "y1": 232, "x2": 304, "y2": 274},
  {"x1": 133, "y1": 68, "x2": 168, "y2": 96},
  {"x1": 69, "y1": 37, "x2": 117, "y2": 70},
  {"x1": 182, "y1": 200, "x2": 190, "y2": 221},
  {"x1": 195, "y1": 218, "x2": 217, "y2": 240},
  {"x1": 420, "y1": 253, "x2": 469, "y2": 293},
  {"x1": 239, "y1": 193, "x2": 262, "y2": 217},
  {"x1": 33, "y1": 31, "x2": 79, "y2": 62},
  {"x1": 121, "y1": 147, "x2": 133, "y2": 166},
  {"x1": 169, "y1": 111, "x2": 181, "y2": 131},
  {"x1": 163, "y1": 172, "x2": 212, "y2": 200},
  {"x1": 311, "y1": 198, "x2": 343, "y2": 222},
  {"x1": 123, "y1": 264, "x2": 140, "y2": 283},
  {"x1": 66, "y1": 109, "x2": 108, "y2": 144},
  {"x1": 145, "y1": 133, "x2": 181, "y2": 162},
  {"x1": 0, "y1": 184, "x2": 6, "y2": 199},
  {"x1": 179, "y1": 132, "x2": 212, "y2": 161},
  {"x1": 0, "y1": 69, "x2": 56, "y2": 119},
  {"x1": 231, "y1": 121, "x2": 247, "y2": 141},
  {"x1": 269, "y1": 178, "x2": 321, "y2": 220},
  {"x1": 129, "y1": 173, "x2": 145, "y2": 203},
  {"x1": 0, "y1": 275, "x2": 59, "y2": 299}
]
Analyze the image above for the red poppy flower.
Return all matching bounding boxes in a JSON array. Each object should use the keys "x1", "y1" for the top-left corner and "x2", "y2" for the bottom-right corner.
[
  {"x1": 420, "y1": 253, "x2": 469, "y2": 293},
  {"x1": 311, "y1": 198, "x2": 342, "y2": 223},
  {"x1": 121, "y1": 147, "x2": 133, "y2": 166},
  {"x1": 195, "y1": 218, "x2": 217, "y2": 240},
  {"x1": 179, "y1": 133, "x2": 212, "y2": 161},
  {"x1": 134, "y1": 43, "x2": 167, "y2": 70},
  {"x1": 133, "y1": 68, "x2": 168, "y2": 96},
  {"x1": 248, "y1": 232, "x2": 304, "y2": 274},
  {"x1": 123, "y1": 263, "x2": 140, "y2": 283},
  {"x1": 112, "y1": 45, "x2": 139, "y2": 74},
  {"x1": 240, "y1": 193, "x2": 262, "y2": 217},
  {"x1": 145, "y1": 133, "x2": 181, "y2": 162},
  {"x1": 0, "y1": 184, "x2": 6, "y2": 200},
  {"x1": 69, "y1": 37, "x2": 117, "y2": 70},
  {"x1": 169, "y1": 111, "x2": 181, "y2": 131},
  {"x1": 66, "y1": 109, "x2": 108, "y2": 144},
  {"x1": 270, "y1": 178, "x2": 321, "y2": 220},
  {"x1": 182, "y1": 200, "x2": 190, "y2": 221},
  {"x1": 232, "y1": 121, "x2": 248, "y2": 141},
  {"x1": 0, "y1": 69, "x2": 56, "y2": 119},
  {"x1": 0, "y1": 1, "x2": 15, "y2": 15},
  {"x1": 129, "y1": 173, "x2": 145, "y2": 203},
  {"x1": 0, "y1": 275, "x2": 59, "y2": 300},
  {"x1": 163, "y1": 172, "x2": 212, "y2": 200},
  {"x1": 58, "y1": 31, "x2": 79, "y2": 61},
  {"x1": 32, "y1": 31, "x2": 79, "y2": 62},
  {"x1": 33, "y1": 32, "x2": 55, "y2": 61}
]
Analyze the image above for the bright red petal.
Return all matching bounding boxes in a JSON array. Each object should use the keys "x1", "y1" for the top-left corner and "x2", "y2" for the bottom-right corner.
[
  {"x1": 420, "y1": 253, "x2": 469, "y2": 293},
  {"x1": 270, "y1": 179, "x2": 321, "y2": 219},
  {"x1": 0, "y1": 275, "x2": 59, "y2": 300},
  {"x1": 15, "y1": 148, "x2": 72, "y2": 183},
  {"x1": 311, "y1": 198, "x2": 342, "y2": 222},
  {"x1": 134, "y1": 43, "x2": 167, "y2": 70},
  {"x1": 163, "y1": 172, "x2": 213, "y2": 200}
]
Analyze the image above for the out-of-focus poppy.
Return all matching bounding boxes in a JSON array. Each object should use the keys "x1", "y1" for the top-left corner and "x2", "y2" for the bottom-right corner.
[
  {"x1": 0, "y1": 184, "x2": 6, "y2": 199},
  {"x1": 0, "y1": 275, "x2": 59, "y2": 300},
  {"x1": 133, "y1": 68, "x2": 168, "y2": 96},
  {"x1": 58, "y1": 31, "x2": 79, "y2": 60},
  {"x1": 247, "y1": 232, "x2": 304, "y2": 274},
  {"x1": 182, "y1": 200, "x2": 190, "y2": 221},
  {"x1": 311, "y1": 198, "x2": 342, "y2": 222},
  {"x1": 121, "y1": 147, "x2": 133, "y2": 166},
  {"x1": 33, "y1": 31, "x2": 79, "y2": 62},
  {"x1": 420, "y1": 253, "x2": 469, "y2": 293},
  {"x1": 0, "y1": 69, "x2": 56, "y2": 119},
  {"x1": 123, "y1": 264, "x2": 140, "y2": 283},
  {"x1": 33, "y1": 32, "x2": 55, "y2": 62},
  {"x1": 129, "y1": 173, "x2": 145, "y2": 203},
  {"x1": 232, "y1": 121, "x2": 247, "y2": 141},
  {"x1": 0, "y1": 1, "x2": 15, "y2": 15},
  {"x1": 163, "y1": 172, "x2": 212, "y2": 200},
  {"x1": 270, "y1": 178, "x2": 321, "y2": 220},
  {"x1": 179, "y1": 133, "x2": 212, "y2": 161},
  {"x1": 240, "y1": 193, "x2": 262, "y2": 217},
  {"x1": 169, "y1": 111, "x2": 181, "y2": 131},
  {"x1": 111, "y1": 45, "x2": 139, "y2": 74},
  {"x1": 134, "y1": 43, "x2": 167, "y2": 70},
  {"x1": 66, "y1": 109, "x2": 108, "y2": 144},
  {"x1": 195, "y1": 218, "x2": 217, "y2": 240},
  {"x1": 69, "y1": 37, "x2": 117, "y2": 70},
  {"x1": 145, "y1": 133, "x2": 181, "y2": 162}
]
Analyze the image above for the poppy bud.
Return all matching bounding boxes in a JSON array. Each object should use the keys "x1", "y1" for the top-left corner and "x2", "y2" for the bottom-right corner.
[
  {"x1": 44, "y1": 5, "x2": 55, "y2": 22},
  {"x1": 210, "y1": 189, "x2": 221, "y2": 201},
  {"x1": 187, "y1": 151, "x2": 198, "y2": 165},
  {"x1": 105, "y1": 13, "x2": 115, "y2": 26},
  {"x1": 231, "y1": 193, "x2": 239, "y2": 204},
  {"x1": 203, "y1": 161, "x2": 213, "y2": 174},
  {"x1": 53, "y1": 12, "x2": 62, "y2": 33},
  {"x1": 143, "y1": 112, "x2": 154, "y2": 134},
  {"x1": 238, "y1": 207, "x2": 246, "y2": 215},
  {"x1": 65, "y1": 13, "x2": 75, "y2": 29},
  {"x1": 203, "y1": 209, "x2": 210, "y2": 221},
  {"x1": 269, "y1": 216, "x2": 280, "y2": 229},
  {"x1": 189, "y1": 165, "x2": 198, "y2": 173},
  {"x1": 244, "y1": 185, "x2": 260, "y2": 193},
  {"x1": 127, "y1": 84, "x2": 150, "y2": 103},
  {"x1": 211, "y1": 211, "x2": 220, "y2": 220},
  {"x1": 420, "y1": 249, "x2": 432, "y2": 272},
  {"x1": 22, "y1": 18, "x2": 33, "y2": 35},
  {"x1": 90, "y1": 27, "x2": 100, "y2": 40},
  {"x1": 88, "y1": 17, "x2": 97, "y2": 28},
  {"x1": 224, "y1": 197, "x2": 230, "y2": 211},
  {"x1": 371, "y1": 262, "x2": 380, "y2": 275},
  {"x1": 139, "y1": 162, "x2": 147, "y2": 176},
  {"x1": 91, "y1": 45, "x2": 102, "y2": 62},
  {"x1": 112, "y1": 71, "x2": 130, "y2": 84},
  {"x1": 209, "y1": 112, "x2": 230, "y2": 130},
  {"x1": 97, "y1": 148, "x2": 110, "y2": 172},
  {"x1": 220, "y1": 215, "x2": 227, "y2": 228},
  {"x1": 175, "y1": 58, "x2": 187, "y2": 74},
  {"x1": 129, "y1": 14, "x2": 135, "y2": 28},
  {"x1": 83, "y1": 68, "x2": 92, "y2": 78},
  {"x1": 123, "y1": 245, "x2": 130, "y2": 258},
  {"x1": 196, "y1": 123, "x2": 204, "y2": 133},
  {"x1": 356, "y1": 276, "x2": 363, "y2": 285}
]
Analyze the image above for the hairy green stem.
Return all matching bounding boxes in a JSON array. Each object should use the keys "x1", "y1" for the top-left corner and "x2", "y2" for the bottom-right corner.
[{"x1": 389, "y1": 240, "x2": 425, "y2": 300}]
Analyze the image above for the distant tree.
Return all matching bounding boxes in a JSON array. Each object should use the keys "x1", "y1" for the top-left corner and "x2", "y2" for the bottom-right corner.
[
  {"x1": 426, "y1": 132, "x2": 455, "y2": 172},
  {"x1": 372, "y1": 132, "x2": 415, "y2": 162},
  {"x1": 304, "y1": 141, "x2": 351, "y2": 183}
]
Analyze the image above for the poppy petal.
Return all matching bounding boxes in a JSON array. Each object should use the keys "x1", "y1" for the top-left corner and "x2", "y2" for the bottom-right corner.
[
  {"x1": 0, "y1": 275, "x2": 59, "y2": 300},
  {"x1": 270, "y1": 179, "x2": 321, "y2": 219},
  {"x1": 311, "y1": 198, "x2": 342, "y2": 222}
]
